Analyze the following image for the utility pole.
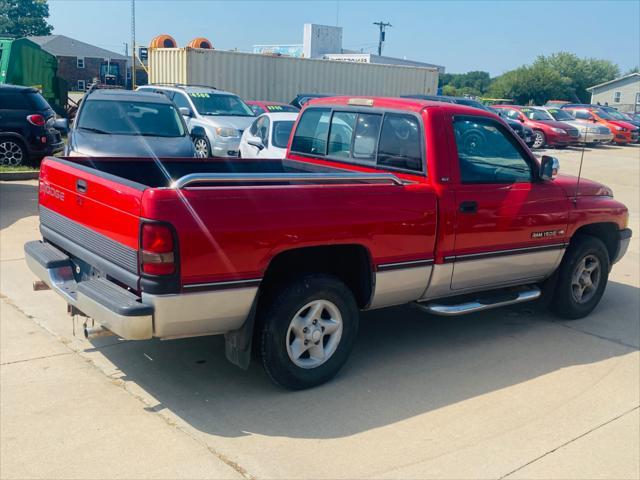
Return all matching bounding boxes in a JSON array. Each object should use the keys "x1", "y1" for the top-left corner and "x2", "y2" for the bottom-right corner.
[
  {"x1": 131, "y1": 0, "x2": 136, "y2": 90},
  {"x1": 373, "y1": 21, "x2": 392, "y2": 56}
]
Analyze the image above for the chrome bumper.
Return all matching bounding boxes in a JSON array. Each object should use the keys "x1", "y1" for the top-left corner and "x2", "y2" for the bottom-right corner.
[
  {"x1": 25, "y1": 241, "x2": 153, "y2": 340},
  {"x1": 612, "y1": 229, "x2": 632, "y2": 265},
  {"x1": 24, "y1": 241, "x2": 257, "y2": 341}
]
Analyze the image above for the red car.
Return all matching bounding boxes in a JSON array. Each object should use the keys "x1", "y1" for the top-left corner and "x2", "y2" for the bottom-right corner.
[
  {"x1": 493, "y1": 105, "x2": 580, "y2": 148},
  {"x1": 563, "y1": 106, "x2": 638, "y2": 145},
  {"x1": 246, "y1": 100, "x2": 299, "y2": 116},
  {"x1": 25, "y1": 97, "x2": 631, "y2": 389}
]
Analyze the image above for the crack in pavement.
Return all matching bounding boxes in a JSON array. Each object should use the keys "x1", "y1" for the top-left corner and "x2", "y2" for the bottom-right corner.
[
  {"x1": 500, "y1": 405, "x2": 640, "y2": 479},
  {"x1": 549, "y1": 320, "x2": 639, "y2": 350},
  {"x1": 1, "y1": 351, "x2": 73, "y2": 366}
]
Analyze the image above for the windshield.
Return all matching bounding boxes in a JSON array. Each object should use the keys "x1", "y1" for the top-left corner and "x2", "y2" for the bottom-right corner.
[
  {"x1": 546, "y1": 108, "x2": 574, "y2": 121},
  {"x1": 602, "y1": 108, "x2": 628, "y2": 120},
  {"x1": 78, "y1": 100, "x2": 185, "y2": 137},
  {"x1": 189, "y1": 93, "x2": 254, "y2": 116},
  {"x1": 272, "y1": 121, "x2": 295, "y2": 148},
  {"x1": 595, "y1": 109, "x2": 615, "y2": 120},
  {"x1": 521, "y1": 107, "x2": 554, "y2": 121}
]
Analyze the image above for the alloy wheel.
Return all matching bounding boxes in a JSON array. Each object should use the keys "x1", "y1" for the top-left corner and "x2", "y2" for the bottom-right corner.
[
  {"x1": 532, "y1": 131, "x2": 545, "y2": 149},
  {"x1": 194, "y1": 138, "x2": 209, "y2": 158},
  {"x1": 0, "y1": 141, "x2": 25, "y2": 166},
  {"x1": 285, "y1": 300, "x2": 343, "y2": 369},
  {"x1": 571, "y1": 254, "x2": 601, "y2": 304}
]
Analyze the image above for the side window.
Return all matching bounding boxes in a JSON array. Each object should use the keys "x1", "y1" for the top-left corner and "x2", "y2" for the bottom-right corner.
[
  {"x1": 259, "y1": 117, "x2": 270, "y2": 146},
  {"x1": 353, "y1": 113, "x2": 382, "y2": 161},
  {"x1": 377, "y1": 113, "x2": 423, "y2": 172},
  {"x1": 505, "y1": 109, "x2": 521, "y2": 120},
  {"x1": 453, "y1": 116, "x2": 532, "y2": 184},
  {"x1": 0, "y1": 92, "x2": 30, "y2": 109},
  {"x1": 290, "y1": 108, "x2": 331, "y2": 155},
  {"x1": 249, "y1": 117, "x2": 260, "y2": 136},
  {"x1": 172, "y1": 93, "x2": 191, "y2": 111},
  {"x1": 573, "y1": 110, "x2": 591, "y2": 120},
  {"x1": 328, "y1": 111, "x2": 356, "y2": 158}
]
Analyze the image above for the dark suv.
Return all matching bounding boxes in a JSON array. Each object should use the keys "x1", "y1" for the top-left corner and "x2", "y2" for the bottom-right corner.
[{"x1": 0, "y1": 84, "x2": 66, "y2": 166}]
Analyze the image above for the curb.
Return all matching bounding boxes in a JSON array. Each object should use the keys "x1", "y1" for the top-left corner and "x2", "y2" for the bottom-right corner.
[{"x1": 0, "y1": 171, "x2": 40, "y2": 181}]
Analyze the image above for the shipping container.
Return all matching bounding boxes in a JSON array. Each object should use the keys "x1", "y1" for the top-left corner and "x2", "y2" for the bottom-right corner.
[
  {"x1": 149, "y1": 48, "x2": 438, "y2": 102},
  {"x1": 0, "y1": 37, "x2": 67, "y2": 111}
]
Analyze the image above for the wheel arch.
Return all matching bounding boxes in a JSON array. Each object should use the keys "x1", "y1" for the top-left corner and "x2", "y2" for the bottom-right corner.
[
  {"x1": 571, "y1": 222, "x2": 619, "y2": 262},
  {"x1": 260, "y1": 244, "x2": 375, "y2": 309}
]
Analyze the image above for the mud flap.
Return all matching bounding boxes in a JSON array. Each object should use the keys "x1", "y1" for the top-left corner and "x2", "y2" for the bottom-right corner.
[{"x1": 224, "y1": 296, "x2": 258, "y2": 370}]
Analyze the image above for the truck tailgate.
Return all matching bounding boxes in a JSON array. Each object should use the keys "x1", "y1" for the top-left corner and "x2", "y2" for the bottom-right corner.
[{"x1": 38, "y1": 157, "x2": 144, "y2": 288}]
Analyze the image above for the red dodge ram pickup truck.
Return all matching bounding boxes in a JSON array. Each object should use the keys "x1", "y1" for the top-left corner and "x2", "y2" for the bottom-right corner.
[{"x1": 25, "y1": 97, "x2": 632, "y2": 390}]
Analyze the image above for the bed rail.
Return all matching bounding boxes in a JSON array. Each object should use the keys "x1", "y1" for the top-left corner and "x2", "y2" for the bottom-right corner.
[{"x1": 170, "y1": 172, "x2": 406, "y2": 189}]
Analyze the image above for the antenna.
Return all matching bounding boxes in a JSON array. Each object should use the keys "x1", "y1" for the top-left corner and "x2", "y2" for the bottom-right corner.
[{"x1": 574, "y1": 123, "x2": 588, "y2": 205}]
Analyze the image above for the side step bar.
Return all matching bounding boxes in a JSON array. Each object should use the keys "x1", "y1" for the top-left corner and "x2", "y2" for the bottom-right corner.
[{"x1": 415, "y1": 287, "x2": 541, "y2": 316}]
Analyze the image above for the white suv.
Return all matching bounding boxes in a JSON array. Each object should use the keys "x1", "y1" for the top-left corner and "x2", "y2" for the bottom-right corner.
[{"x1": 137, "y1": 84, "x2": 255, "y2": 157}]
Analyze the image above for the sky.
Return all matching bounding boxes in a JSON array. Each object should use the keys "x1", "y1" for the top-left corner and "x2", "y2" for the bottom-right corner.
[{"x1": 46, "y1": 0, "x2": 640, "y2": 76}]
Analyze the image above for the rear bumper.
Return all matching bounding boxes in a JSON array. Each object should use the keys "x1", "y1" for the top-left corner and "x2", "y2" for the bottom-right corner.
[
  {"x1": 24, "y1": 240, "x2": 257, "y2": 340},
  {"x1": 612, "y1": 228, "x2": 632, "y2": 265}
]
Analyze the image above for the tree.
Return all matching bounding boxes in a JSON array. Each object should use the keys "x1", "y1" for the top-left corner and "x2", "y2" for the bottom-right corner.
[
  {"x1": 0, "y1": 0, "x2": 53, "y2": 37},
  {"x1": 624, "y1": 66, "x2": 639, "y2": 75},
  {"x1": 488, "y1": 52, "x2": 619, "y2": 104},
  {"x1": 439, "y1": 71, "x2": 491, "y2": 97}
]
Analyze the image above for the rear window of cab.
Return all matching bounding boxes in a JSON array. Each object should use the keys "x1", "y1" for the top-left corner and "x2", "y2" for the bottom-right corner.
[{"x1": 290, "y1": 107, "x2": 425, "y2": 173}]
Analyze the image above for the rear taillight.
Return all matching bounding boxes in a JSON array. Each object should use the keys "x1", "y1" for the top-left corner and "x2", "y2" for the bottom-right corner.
[
  {"x1": 27, "y1": 114, "x2": 46, "y2": 126},
  {"x1": 140, "y1": 223, "x2": 176, "y2": 275}
]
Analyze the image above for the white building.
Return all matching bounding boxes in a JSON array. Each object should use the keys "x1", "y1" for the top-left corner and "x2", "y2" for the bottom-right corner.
[
  {"x1": 587, "y1": 73, "x2": 640, "y2": 113},
  {"x1": 253, "y1": 23, "x2": 445, "y2": 74}
]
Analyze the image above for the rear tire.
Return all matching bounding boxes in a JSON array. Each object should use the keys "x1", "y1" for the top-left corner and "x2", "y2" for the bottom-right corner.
[
  {"x1": 259, "y1": 274, "x2": 359, "y2": 390},
  {"x1": 0, "y1": 138, "x2": 27, "y2": 167},
  {"x1": 550, "y1": 235, "x2": 610, "y2": 319}
]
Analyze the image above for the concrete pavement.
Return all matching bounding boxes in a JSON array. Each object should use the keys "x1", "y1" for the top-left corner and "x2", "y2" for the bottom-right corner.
[{"x1": 1, "y1": 144, "x2": 639, "y2": 479}]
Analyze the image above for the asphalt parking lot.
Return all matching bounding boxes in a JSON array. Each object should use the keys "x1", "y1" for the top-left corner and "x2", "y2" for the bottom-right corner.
[{"x1": 1, "y1": 145, "x2": 639, "y2": 479}]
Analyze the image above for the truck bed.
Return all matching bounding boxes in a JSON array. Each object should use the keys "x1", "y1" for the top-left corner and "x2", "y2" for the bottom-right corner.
[{"x1": 56, "y1": 156, "x2": 352, "y2": 188}]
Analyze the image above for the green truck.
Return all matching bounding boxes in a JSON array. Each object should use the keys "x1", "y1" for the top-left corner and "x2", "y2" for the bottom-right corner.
[{"x1": 0, "y1": 37, "x2": 67, "y2": 114}]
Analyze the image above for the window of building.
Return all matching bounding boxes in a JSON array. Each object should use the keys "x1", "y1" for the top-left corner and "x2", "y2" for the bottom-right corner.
[
  {"x1": 377, "y1": 113, "x2": 423, "y2": 172},
  {"x1": 613, "y1": 91, "x2": 621, "y2": 103},
  {"x1": 77, "y1": 80, "x2": 85, "y2": 91},
  {"x1": 635, "y1": 92, "x2": 640, "y2": 105},
  {"x1": 453, "y1": 116, "x2": 532, "y2": 184},
  {"x1": 77, "y1": 57, "x2": 85, "y2": 69}
]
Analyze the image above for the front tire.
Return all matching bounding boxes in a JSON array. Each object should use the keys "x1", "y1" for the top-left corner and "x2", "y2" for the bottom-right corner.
[
  {"x1": 550, "y1": 235, "x2": 610, "y2": 319},
  {"x1": 532, "y1": 130, "x2": 546, "y2": 149},
  {"x1": 259, "y1": 274, "x2": 359, "y2": 390},
  {"x1": 193, "y1": 136, "x2": 210, "y2": 158}
]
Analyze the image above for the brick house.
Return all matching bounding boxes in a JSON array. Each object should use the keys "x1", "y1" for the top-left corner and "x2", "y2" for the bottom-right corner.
[{"x1": 28, "y1": 35, "x2": 128, "y2": 92}]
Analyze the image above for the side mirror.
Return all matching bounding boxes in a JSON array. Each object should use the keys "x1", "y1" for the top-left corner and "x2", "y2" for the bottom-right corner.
[
  {"x1": 519, "y1": 117, "x2": 525, "y2": 122},
  {"x1": 179, "y1": 107, "x2": 193, "y2": 117},
  {"x1": 540, "y1": 155, "x2": 559, "y2": 181},
  {"x1": 247, "y1": 135, "x2": 265, "y2": 150},
  {"x1": 190, "y1": 126, "x2": 206, "y2": 139},
  {"x1": 591, "y1": 118, "x2": 597, "y2": 123},
  {"x1": 53, "y1": 118, "x2": 69, "y2": 134}
]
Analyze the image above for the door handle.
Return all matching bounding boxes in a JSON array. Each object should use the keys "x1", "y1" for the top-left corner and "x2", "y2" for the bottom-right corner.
[
  {"x1": 459, "y1": 201, "x2": 478, "y2": 214},
  {"x1": 76, "y1": 179, "x2": 87, "y2": 193}
]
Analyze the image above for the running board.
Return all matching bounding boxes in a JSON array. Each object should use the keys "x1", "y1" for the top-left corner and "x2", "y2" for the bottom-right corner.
[{"x1": 415, "y1": 287, "x2": 541, "y2": 316}]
